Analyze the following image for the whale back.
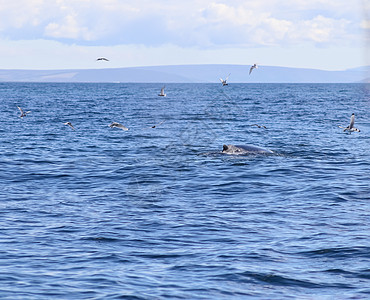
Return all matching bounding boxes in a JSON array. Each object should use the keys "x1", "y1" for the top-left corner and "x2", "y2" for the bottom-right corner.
[{"x1": 222, "y1": 144, "x2": 272, "y2": 155}]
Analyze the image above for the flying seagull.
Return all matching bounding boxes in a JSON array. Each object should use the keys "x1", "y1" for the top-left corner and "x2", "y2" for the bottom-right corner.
[
  {"x1": 158, "y1": 86, "x2": 166, "y2": 97},
  {"x1": 96, "y1": 57, "x2": 109, "y2": 61},
  {"x1": 249, "y1": 124, "x2": 267, "y2": 129},
  {"x1": 146, "y1": 120, "x2": 166, "y2": 129},
  {"x1": 17, "y1": 106, "x2": 31, "y2": 118},
  {"x1": 64, "y1": 122, "x2": 75, "y2": 130},
  {"x1": 219, "y1": 73, "x2": 230, "y2": 86},
  {"x1": 109, "y1": 122, "x2": 129, "y2": 131},
  {"x1": 249, "y1": 64, "x2": 258, "y2": 75},
  {"x1": 338, "y1": 113, "x2": 360, "y2": 133}
]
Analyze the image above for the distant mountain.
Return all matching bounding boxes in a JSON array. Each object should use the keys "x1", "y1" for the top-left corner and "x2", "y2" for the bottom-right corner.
[{"x1": 0, "y1": 64, "x2": 368, "y2": 83}]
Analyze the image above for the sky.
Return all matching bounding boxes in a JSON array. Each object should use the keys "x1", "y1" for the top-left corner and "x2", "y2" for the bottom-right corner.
[{"x1": 0, "y1": 0, "x2": 369, "y2": 71}]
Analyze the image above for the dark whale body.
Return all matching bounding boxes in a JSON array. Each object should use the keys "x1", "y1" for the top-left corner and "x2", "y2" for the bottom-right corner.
[{"x1": 222, "y1": 144, "x2": 273, "y2": 155}]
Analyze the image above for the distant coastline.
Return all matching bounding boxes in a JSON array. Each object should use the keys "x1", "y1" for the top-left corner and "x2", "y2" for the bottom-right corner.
[{"x1": 0, "y1": 64, "x2": 369, "y2": 83}]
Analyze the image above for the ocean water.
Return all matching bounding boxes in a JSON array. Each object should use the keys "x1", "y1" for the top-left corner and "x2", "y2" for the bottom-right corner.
[{"x1": 0, "y1": 82, "x2": 369, "y2": 299}]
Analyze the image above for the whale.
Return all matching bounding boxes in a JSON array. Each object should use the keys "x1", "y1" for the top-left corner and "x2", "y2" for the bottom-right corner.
[{"x1": 222, "y1": 144, "x2": 273, "y2": 155}]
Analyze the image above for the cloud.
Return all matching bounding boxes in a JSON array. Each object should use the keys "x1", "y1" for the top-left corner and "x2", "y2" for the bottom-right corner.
[
  {"x1": 0, "y1": 0, "x2": 365, "y2": 48},
  {"x1": 44, "y1": 14, "x2": 94, "y2": 40},
  {"x1": 298, "y1": 15, "x2": 351, "y2": 43},
  {"x1": 194, "y1": 3, "x2": 358, "y2": 47}
]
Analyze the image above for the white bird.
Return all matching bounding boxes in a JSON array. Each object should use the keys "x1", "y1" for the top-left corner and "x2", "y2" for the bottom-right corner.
[
  {"x1": 64, "y1": 122, "x2": 75, "y2": 130},
  {"x1": 109, "y1": 122, "x2": 129, "y2": 131},
  {"x1": 96, "y1": 57, "x2": 109, "y2": 61},
  {"x1": 338, "y1": 113, "x2": 360, "y2": 133},
  {"x1": 219, "y1": 74, "x2": 230, "y2": 86},
  {"x1": 249, "y1": 64, "x2": 258, "y2": 75},
  {"x1": 17, "y1": 106, "x2": 31, "y2": 118},
  {"x1": 158, "y1": 86, "x2": 166, "y2": 97}
]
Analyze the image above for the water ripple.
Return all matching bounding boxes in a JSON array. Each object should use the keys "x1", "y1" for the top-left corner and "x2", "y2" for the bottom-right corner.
[{"x1": 0, "y1": 83, "x2": 369, "y2": 299}]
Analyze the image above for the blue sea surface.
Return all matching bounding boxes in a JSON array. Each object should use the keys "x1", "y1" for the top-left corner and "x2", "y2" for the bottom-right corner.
[{"x1": 0, "y1": 82, "x2": 369, "y2": 299}]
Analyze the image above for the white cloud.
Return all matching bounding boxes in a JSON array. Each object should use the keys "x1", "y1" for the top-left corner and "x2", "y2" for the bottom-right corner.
[
  {"x1": 361, "y1": 20, "x2": 370, "y2": 29},
  {"x1": 193, "y1": 3, "x2": 358, "y2": 47},
  {"x1": 0, "y1": 0, "x2": 364, "y2": 47},
  {"x1": 295, "y1": 15, "x2": 352, "y2": 44},
  {"x1": 0, "y1": 0, "x2": 367, "y2": 70},
  {"x1": 44, "y1": 14, "x2": 94, "y2": 40}
]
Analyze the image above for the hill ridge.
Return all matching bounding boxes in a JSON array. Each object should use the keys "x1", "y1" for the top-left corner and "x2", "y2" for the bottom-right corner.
[{"x1": 0, "y1": 64, "x2": 368, "y2": 83}]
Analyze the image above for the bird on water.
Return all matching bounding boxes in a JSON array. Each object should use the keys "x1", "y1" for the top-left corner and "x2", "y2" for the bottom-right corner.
[
  {"x1": 158, "y1": 86, "x2": 166, "y2": 97},
  {"x1": 339, "y1": 113, "x2": 360, "y2": 133}
]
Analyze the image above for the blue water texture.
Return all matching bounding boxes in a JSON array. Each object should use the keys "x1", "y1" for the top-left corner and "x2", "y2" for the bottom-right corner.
[{"x1": 1, "y1": 82, "x2": 370, "y2": 299}]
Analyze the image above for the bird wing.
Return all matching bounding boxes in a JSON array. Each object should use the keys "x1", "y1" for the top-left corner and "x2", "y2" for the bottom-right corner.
[
  {"x1": 349, "y1": 114, "x2": 355, "y2": 129},
  {"x1": 17, "y1": 106, "x2": 24, "y2": 114},
  {"x1": 153, "y1": 120, "x2": 165, "y2": 128},
  {"x1": 143, "y1": 120, "x2": 166, "y2": 129},
  {"x1": 116, "y1": 123, "x2": 129, "y2": 130},
  {"x1": 64, "y1": 122, "x2": 74, "y2": 129},
  {"x1": 219, "y1": 78, "x2": 223, "y2": 83},
  {"x1": 249, "y1": 66, "x2": 253, "y2": 75},
  {"x1": 225, "y1": 73, "x2": 231, "y2": 81},
  {"x1": 250, "y1": 124, "x2": 266, "y2": 129}
]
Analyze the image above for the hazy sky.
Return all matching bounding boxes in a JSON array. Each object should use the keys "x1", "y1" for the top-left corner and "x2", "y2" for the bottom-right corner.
[{"x1": 0, "y1": 0, "x2": 369, "y2": 70}]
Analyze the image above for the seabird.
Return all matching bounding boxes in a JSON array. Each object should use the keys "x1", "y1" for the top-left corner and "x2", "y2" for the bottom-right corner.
[
  {"x1": 339, "y1": 113, "x2": 360, "y2": 133},
  {"x1": 64, "y1": 122, "x2": 75, "y2": 130},
  {"x1": 250, "y1": 124, "x2": 267, "y2": 129},
  {"x1": 158, "y1": 86, "x2": 166, "y2": 97},
  {"x1": 109, "y1": 122, "x2": 129, "y2": 131},
  {"x1": 219, "y1": 73, "x2": 230, "y2": 86},
  {"x1": 146, "y1": 120, "x2": 166, "y2": 129},
  {"x1": 96, "y1": 57, "x2": 109, "y2": 61},
  {"x1": 17, "y1": 106, "x2": 31, "y2": 118},
  {"x1": 249, "y1": 64, "x2": 258, "y2": 75}
]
